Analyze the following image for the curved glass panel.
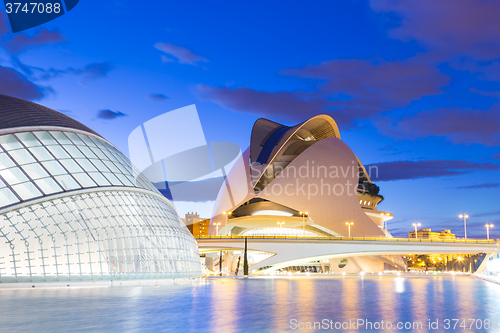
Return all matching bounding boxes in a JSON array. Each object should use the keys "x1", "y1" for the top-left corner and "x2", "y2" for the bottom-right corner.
[
  {"x1": 0, "y1": 130, "x2": 159, "y2": 210},
  {"x1": 0, "y1": 190, "x2": 202, "y2": 282}
]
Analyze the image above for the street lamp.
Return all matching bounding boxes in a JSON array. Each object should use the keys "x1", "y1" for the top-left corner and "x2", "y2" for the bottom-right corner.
[
  {"x1": 223, "y1": 211, "x2": 232, "y2": 236},
  {"x1": 380, "y1": 212, "x2": 392, "y2": 232},
  {"x1": 485, "y1": 224, "x2": 494, "y2": 240},
  {"x1": 345, "y1": 222, "x2": 354, "y2": 237},
  {"x1": 459, "y1": 214, "x2": 469, "y2": 240},
  {"x1": 214, "y1": 222, "x2": 221, "y2": 235},
  {"x1": 299, "y1": 211, "x2": 309, "y2": 237},
  {"x1": 277, "y1": 221, "x2": 285, "y2": 228},
  {"x1": 412, "y1": 223, "x2": 421, "y2": 239}
]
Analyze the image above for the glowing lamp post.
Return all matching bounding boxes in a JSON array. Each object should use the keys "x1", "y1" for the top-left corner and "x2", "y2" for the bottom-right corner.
[
  {"x1": 459, "y1": 214, "x2": 469, "y2": 240},
  {"x1": 299, "y1": 211, "x2": 308, "y2": 237},
  {"x1": 485, "y1": 224, "x2": 494, "y2": 240},
  {"x1": 214, "y1": 222, "x2": 221, "y2": 236},
  {"x1": 412, "y1": 223, "x2": 421, "y2": 239},
  {"x1": 345, "y1": 222, "x2": 354, "y2": 238},
  {"x1": 277, "y1": 221, "x2": 285, "y2": 235},
  {"x1": 223, "y1": 211, "x2": 232, "y2": 236}
]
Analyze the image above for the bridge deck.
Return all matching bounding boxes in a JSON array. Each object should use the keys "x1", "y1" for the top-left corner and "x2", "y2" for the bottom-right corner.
[
  {"x1": 196, "y1": 236, "x2": 498, "y2": 272},
  {"x1": 195, "y1": 235, "x2": 497, "y2": 244}
]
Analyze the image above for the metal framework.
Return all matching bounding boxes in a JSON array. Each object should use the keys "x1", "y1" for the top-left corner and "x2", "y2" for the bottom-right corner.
[{"x1": 0, "y1": 128, "x2": 202, "y2": 283}]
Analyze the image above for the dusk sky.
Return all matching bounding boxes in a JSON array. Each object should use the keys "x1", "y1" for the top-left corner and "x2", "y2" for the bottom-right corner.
[{"x1": 1, "y1": 0, "x2": 499, "y2": 238}]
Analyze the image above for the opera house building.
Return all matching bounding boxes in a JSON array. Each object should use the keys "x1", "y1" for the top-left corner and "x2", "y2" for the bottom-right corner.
[
  {"x1": 0, "y1": 94, "x2": 202, "y2": 285},
  {"x1": 209, "y1": 115, "x2": 404, "y2": 274}
]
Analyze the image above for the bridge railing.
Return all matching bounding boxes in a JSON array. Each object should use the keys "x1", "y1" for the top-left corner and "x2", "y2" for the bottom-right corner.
[{"x1": 194, "y1": 235, "x2": 497, "y2": 244}]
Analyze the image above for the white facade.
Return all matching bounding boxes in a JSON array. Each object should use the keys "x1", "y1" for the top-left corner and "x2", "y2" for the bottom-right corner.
[{"x1": 211, "y1": 115, "x2": 392, "y2": 238}]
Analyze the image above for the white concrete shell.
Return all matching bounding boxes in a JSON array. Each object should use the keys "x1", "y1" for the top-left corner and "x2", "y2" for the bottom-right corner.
[
  {"x1": 257, "y1": 137, "x2": 385, "y2": 237},
  {"x1": 211, "y1": 115, "x2": 389, "y2": 238}
]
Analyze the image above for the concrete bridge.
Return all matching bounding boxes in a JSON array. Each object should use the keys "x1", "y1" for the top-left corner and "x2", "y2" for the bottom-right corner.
[{"x1": 196, "y1": 236, "x2": 499, "y2": 273}]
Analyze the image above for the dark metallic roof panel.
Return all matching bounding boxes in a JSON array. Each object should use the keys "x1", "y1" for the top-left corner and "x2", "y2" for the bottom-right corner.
[{"x1": 0, "y1": 94, "x2": 101, "y2": 137}]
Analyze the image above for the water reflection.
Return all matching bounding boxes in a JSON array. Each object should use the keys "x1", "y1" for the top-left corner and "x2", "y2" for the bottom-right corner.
[
  {"x1": 394, "y1": 277, "x2": 405, "y2": 293},
  {"x1": 340, "y1": 278, "x2": 360, "y2": 321},
  {"x1": 0, "y1": 276, "x2": 498, "y2": 332},
  {"x1": 409, "y1": 277, "x2": 430, "y2": 323}
]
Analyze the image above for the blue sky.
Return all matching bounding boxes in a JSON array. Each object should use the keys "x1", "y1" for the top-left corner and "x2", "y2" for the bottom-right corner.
[{"x1": 1, "y1": 0, "x2": 499, "y2": 238}]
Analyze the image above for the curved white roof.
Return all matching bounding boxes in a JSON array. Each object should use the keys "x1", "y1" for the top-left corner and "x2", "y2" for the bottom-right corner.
[{"x1": 210, "y1": 115, "x2": 385, "y2": 237}]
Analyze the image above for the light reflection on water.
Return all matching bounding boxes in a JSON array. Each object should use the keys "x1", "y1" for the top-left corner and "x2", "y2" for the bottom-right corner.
[{"x1": 0, "y1": 276, "x2": 499, "y2": 332}]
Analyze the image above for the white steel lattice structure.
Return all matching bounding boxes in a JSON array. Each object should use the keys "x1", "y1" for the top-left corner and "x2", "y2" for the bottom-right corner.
[{"x1": 0, "y1": 94, "x2": 202, "y2": 283}]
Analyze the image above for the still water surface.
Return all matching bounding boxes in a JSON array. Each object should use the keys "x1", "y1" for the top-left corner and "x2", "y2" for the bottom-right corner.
[{"x1": 0, "y1": 276, "x2": 499, "y2": 332}]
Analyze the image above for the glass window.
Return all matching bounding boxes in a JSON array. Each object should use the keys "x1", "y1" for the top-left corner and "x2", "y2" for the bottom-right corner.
[
  {"x1": 60, "y1": 159, "x2": 83, "y2": 173},
  {"x1": 46, "y1": 145, "x2": 70, "y2": 159},
  {"x1": 28, "y1": 146, "x2": 53, "y2": 162},
  {"x1": 136, "y1": 178, "x2": 150, "y2": 190},
  {"x1": 0, "y1": 187, "x2": 19, "y2": 206},
  {"x1": 101, "y1": 142, "x2": 115, "y2": 152},
  {"x1": 54, "y1": 174, "x2": 81, "y2": 190},
  {"x1": 35, "y1": 177, "x2": 62, "y2": 195},
  {"x1": 103, "y1": 172, "x2": 123, "y2": 186},
  {"x1": 65, "y1": 132, "x2": 85, "y2": 146},
  {"x1": 0, "y1": 177, "x2": 5, "y2": 188},
  {"x1": 42, "y1": 160, "x2": 67, "y2": 176},
  {"x1": 12, "y1": 181, "x2": 42, "y2": 200},
  {"x1": 62, "y1": 145, "x2": 85, "y2": 158},
  {"x1": 89, "y1": 159, "x2": 109, "y2": 172},
  {"x1": 22, "y1": 163, "x2": 49, "y2": 180},
  {"x1": 119, "y1": 163, "x2": 132, "y2": 175},
  {"x1": 77, "y1": 134, "x2": 97, "y2": 147},
  {"x1": 72, "y1": 173, "x2": 97, "y2": 187},
  {"x1": 115, "y1": 173, "x2": 133, "y2": 187},
  {"x1": 15, "y1": 132, "x2": 41, "y2": 147},
  {"x1": 88, "y1": 172, "x2": 111, "y2": 186},
  {"x1": 34, "y1": 131, "x2": 58, "y2": 145},
  {"x1": 50, "y1": 131, "x2": 72, "y2": 145},
  {"x1": 125, "y1": 175, "x2": 138, "y2": 186},
  {"x1": 78, "y1": 146, "x2": 97, "y2": 159},
  {"x1": 0, "y1": 153, "x2": 16, "y2": 170},
  {"x1": 115, "y1": 154, "x2": 129, "y2": 167},
  {"x1": 113, "y1": 150, "x2": 125, "y2": 161},
  {"x1": 89, "y1": 147, "x2": 107, "y2": 160},
  {"x1": 114, "y1": 162, "x2": 128, "y2": 175},
  {"x1": 102, "y1": 149, "x2": 118, "y2": 162},
  {"x1": 0, "y1": 167, "x2": 29, "y2": 185},
  {"x1": 103, "y1": 160, "x2": 120, "y2": 173},
  {"x1": 0, "y1": 134, "x2": 22, "y2": 150},
  {"x1": 75, "y1": 158, "x2": 97, "y2": 172},
  {"x1": 9, "y1": 149, "x2": 36, "y2": 165},
  {"x1": 89, "y1": 136, "x2": 107, "y2": 149},
  {"x1": 118, "y1": 154, "x2": 132, "y2": 168}
]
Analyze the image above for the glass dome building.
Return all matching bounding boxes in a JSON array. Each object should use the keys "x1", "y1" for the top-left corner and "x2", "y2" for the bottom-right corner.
[{"x1": 0, "y1": 94, "x2": 202, "y2": 284}]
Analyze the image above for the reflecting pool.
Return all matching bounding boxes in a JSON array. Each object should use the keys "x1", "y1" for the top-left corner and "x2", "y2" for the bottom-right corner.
[{"x1": 0, "y1": 276, "x2": 499, "y2": 332}]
